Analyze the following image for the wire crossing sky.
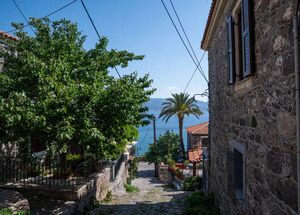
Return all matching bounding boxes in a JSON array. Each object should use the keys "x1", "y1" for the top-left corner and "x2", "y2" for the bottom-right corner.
[{"x1": 1, "y1": 0, "x2": 212, "y2": 101}]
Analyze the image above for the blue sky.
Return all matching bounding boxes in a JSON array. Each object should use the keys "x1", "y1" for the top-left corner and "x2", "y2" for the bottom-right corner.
[{"x1": 1, "y1": 0, "x2": 211, "y2": 100}]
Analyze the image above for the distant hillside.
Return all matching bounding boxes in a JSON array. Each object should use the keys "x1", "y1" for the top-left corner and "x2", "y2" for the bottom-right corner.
[{"x1": 145, "y1": 98, "x2": 208, "y2": 113}]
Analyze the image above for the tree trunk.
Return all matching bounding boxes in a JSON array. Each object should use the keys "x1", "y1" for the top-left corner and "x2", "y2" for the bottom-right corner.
[{"x1": 178, "y1": 118, "x2": 185, "y2": 160}]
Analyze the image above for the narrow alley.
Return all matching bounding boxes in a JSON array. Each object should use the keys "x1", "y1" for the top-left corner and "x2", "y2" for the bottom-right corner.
[{"x1": 90, "y1": 162, "x2": 191, "y2": 215}]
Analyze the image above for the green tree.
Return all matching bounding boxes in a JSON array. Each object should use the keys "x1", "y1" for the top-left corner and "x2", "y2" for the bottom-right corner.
[
  {"x1": 159, "y1": 93, "x2": 202, "y2": 159},
  {"x1": 0, "y1": 18, "x2": 154, "y2": 159},
  {"x1": 144, "y1": 130, "x2": 180, "y2": 164}
]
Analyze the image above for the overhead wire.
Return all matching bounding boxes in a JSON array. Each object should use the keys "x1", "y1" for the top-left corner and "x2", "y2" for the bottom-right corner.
[
  {"x1": 80, "y1": 0, "x2": 101, "y2": 39},
  {"x1": 184, "y1": 66, "x2": 198, "y2": 93},
  {"x1": 7, "y1": 0, "x2": 79, "y2": 33},
  {"x1": 137, "y1": 123, "x2": 151, "y2": 156},
  {"x1": 11, "y1": 0, "x2": 35, "y2": 33},
  {"x1": 80, "y1": 0, "x2": 121, "y2": 78},
  {"x1": 184, "y1": 52, "x2": 206, "y2": 93},
  {"x1": 160, "y1": 0, "x2": 208, "y2": 84},
  {"x1": 169, "y1": 0, "x2": 208, "y2": 83}
]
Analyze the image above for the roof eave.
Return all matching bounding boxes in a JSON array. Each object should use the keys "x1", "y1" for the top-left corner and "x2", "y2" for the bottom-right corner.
[
  {"x1": 201, "y1": 0, "x2": 227, "y2": 51},
  {"x1": 0, "y1": 31, "x2": 18, "y2": 42}
]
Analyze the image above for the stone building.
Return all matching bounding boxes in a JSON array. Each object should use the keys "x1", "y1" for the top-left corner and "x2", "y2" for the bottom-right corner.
[
  {"x1": 201, "y1": 0, "x2": 299, "y2": 214},
  {"x1": 186, "y1": 121, "x2": 209, "y2": 150},
  {"x1": 0, "y1": 31, "x2": 17, "y2": 71}
]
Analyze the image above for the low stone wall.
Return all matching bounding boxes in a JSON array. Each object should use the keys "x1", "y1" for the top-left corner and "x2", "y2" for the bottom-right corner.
[
  {"x1": 0, "y1": 189, "x2": 30, "y2": 212},
  {"x1": 77, "y1": 160, "x2": 128, "y2": 214},
  {"x1": 109, "y1": 162, "x2": 127, "y2": 195},
  {"x1": 158, "y1": 165, "x2": 172, "y2": 183},
  {"x1": 1, "y1": 158, "x2": 128, "y2": 214}
]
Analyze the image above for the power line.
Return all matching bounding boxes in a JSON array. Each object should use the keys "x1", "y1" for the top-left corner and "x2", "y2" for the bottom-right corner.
[
  {"x1": 80, "y1": 0, "x2": 121, "y2": 78},
  {"x1": 184, "y1": 67, "x2": 197, "y2": 93},
  {"x1": 45, "y1": 0, "x2": 79, "y2": 20},
  {"x1": 11, "y1": 0, "x2": 35, "y2": 33},
  {"x1": 138, "y1": 124, "x2": 151, "y2": 153},
  {"x1": 80, "y1": 0, "x2": 101, "y2": 39},
  {"x1": 160, "y1": 0, "x2": 208, "y2": 84},
  {"x1": 184, "y1": 52, "x2": 206, "y2": 93},
  {"x1": 7, "y1": 0, "x2": 79, "y2": 33},
  {"x1": 169, "y1": 0, "x2": 208, "y2": 82}
]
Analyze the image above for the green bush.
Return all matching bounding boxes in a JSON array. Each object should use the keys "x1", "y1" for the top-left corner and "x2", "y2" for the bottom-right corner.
[
  {"x1": 0, "y1": 208, "x2": 30, "y2": 215},
  {"x1": 66, "y1": 153, "x2": 83, "y2": 174},
  {"x1": 129, "y1": 158, "x2": 138, "y2": 179},
  {"x1": 102, "y1": 190, "x2": 113, "y2": 203},
  {"x1": 66, "y1": 154, "x2": 82, "y2": 165},
  {"x1": 144, "y1": 131, "x2": 180, "y2": 164},
  {"x1": 183, "y1": 176, "x2": 202, "y2": 191},
  {"x1": 183, "y1": 192, "x2": 219, "y2": 215},
  {"x1": 124, "y1": 183, "x2": 140, "y2": 192}
]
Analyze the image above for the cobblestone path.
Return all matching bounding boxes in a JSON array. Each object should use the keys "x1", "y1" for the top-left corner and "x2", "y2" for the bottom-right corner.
[{"x1": 90, "y1": 162, "x2": 190, "y2": 215}]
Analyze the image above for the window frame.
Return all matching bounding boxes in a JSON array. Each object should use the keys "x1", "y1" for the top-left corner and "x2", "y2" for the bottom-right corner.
[
  {"x1": 228, "y1": 141, "x2": 246, "y2": 206},
  {"x1": 227, "y1": 0, "x2": 254, "y2": 87}
]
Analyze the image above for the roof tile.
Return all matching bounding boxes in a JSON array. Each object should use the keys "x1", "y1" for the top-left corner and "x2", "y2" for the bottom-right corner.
[
  {"x1": 0, "y1": 31, "x2": 18, "y2": 41},
  {"x1": 186, "y1": 121, "x2": 209, "y2": 135}
]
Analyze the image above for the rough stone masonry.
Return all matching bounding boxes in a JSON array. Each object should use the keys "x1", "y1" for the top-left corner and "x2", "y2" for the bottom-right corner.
[{"x1": 206, "y1": 0, "x2": 297, "y2": 214}]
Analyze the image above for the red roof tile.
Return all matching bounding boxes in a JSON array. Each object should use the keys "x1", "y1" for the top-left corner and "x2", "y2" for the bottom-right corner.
[
  {"x1": 0, "y1": 31, "x2": 18, "y2": 41},
  {"x1": 186, "y1": 122, "x2": 209, "y2": 135},
  {"x1": 188, "y1": 148, "x2": 202, "y2": 163}
]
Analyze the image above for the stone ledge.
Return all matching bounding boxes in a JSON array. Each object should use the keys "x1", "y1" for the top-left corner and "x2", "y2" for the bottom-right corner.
[{"x1": 0, "y1": 188, "x2": 30, "y2": 212}]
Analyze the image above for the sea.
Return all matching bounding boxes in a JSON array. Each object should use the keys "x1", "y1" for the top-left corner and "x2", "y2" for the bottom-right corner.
[{"x1": 135, "y1": 98, "x2": 209, "y2": 156}]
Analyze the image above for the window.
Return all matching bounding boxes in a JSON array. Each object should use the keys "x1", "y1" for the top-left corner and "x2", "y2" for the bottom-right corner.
[
  {"x1": 227, "y1": 0, "x2": 254, "y2": 85},
  {"x1": 228, "y1": 142, "x2": 245, "y2": 204},
  {"x1": 202, "y1": 137, "x2": 209, "y2": 147},
  {"x1": 233, "y1": 149, "x2": 244, "y2": 200}
]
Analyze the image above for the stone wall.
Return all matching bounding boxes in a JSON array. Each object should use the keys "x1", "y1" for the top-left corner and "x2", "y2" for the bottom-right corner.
[
  {"x1": 207, "y1": 0, "x2": 297, "y2": 214},
  {"x1": 188, "y1": 134, "x2": 202, "y2": 149},
  {"x1": 0, "y1": 189, "x2": 30, "y2": 213},
  {"x1": 2, "y1": 159, "x2": 128, "y2": 214},
  {"x1": 158, "y1": 165, "x2": 172, "y2": 183}
]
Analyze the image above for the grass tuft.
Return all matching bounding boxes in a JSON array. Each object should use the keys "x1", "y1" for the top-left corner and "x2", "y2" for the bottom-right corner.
[{"x1": 124, "y1": 183, "x2": 140, "y2": 192}]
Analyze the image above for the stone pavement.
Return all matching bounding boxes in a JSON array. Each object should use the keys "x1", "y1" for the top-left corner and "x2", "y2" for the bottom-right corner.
[{"x1": 90, "y1": 162, "x2": 191, "y2": 215}]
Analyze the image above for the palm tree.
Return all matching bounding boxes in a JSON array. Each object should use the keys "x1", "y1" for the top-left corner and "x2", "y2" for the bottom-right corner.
[{"x1": 159, "y1": 93, "x2": 202, "y2": 160}]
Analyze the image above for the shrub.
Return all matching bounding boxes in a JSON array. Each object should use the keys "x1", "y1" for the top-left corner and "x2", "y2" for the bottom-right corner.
[
  {"x1": 66, "y1": 154, "x2": 82, "y2": 166},
  {"x1": 167, "y1": 158, "x2": 176, "y2": 168},
  {"x1": 183, "y1": 192, "x2": 219, "y2": 215},
  {"x1": 175, "y1": 168, "x2": 184, "y2": 180},
  {"x1": 0, "y1": 208, "x2": 12, "y2": 215},
  {"x1": 102, "y1": 190, "x2": 112, "y2": 203},
  {"x1": 0, "y1": 208, "x2": 30, "y2": 215},
  {"x1": 144, "y1": 131, "x2": 180, "y2": 164},
  {"x1": 124, "y1": 183, "x2": 140, "y2": 192},
  {"x1": 183, "y1": 176, "x2": 202, "y2": 191},
  {"x1": 129, "y1": 158, "x2": 138, "y2": 179}
]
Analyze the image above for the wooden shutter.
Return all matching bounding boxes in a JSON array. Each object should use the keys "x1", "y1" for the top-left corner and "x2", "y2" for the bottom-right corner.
[
  {"x1": 241, "y1": 0, "x2": 253, "y2": 77},
  {"x1": 227, "y1": 16, "x2": 235, "y2": 84}
]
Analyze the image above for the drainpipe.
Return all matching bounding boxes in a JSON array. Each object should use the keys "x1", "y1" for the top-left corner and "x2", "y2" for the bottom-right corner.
[{"x1": 294, "y1": 13, "x2": 300, "y2": 214}]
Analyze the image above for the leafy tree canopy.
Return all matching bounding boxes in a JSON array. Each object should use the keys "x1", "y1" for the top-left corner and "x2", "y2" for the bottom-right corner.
[
  {"x1": 144, "y1": 130, "x2": 180, "y2": 164},
  {"x1": 0, "y1": 18, "x2": 155, "y2": 159}
]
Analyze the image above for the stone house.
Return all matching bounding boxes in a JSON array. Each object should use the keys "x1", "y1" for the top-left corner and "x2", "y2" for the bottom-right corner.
[
  {"x1": 0, "y1": 31, "x2": 17, "y2": 71},
  {"x1": 186, "y1": 121, "x2": 209, "y2": 150},
  {"x1": 186, "y1": 122, "x2": 209, "y2": 176},
  {"x1": 201, "y1": 0, "x2": 299, "y2": 214}
]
